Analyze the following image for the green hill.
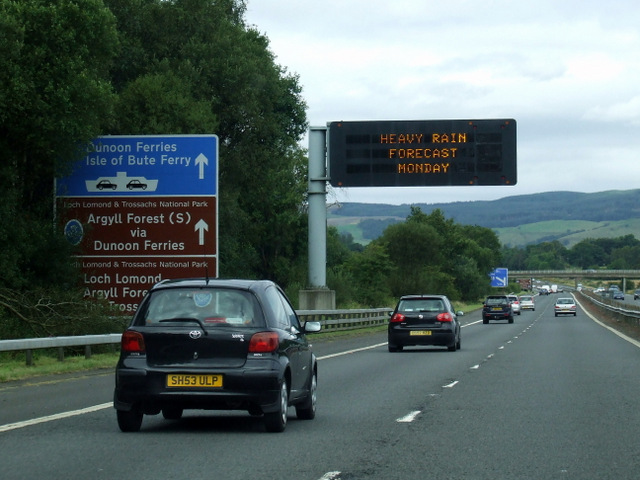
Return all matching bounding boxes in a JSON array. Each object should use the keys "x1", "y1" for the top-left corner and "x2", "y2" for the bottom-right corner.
[{"x1": 328, "y1": 189, "x2": 640, "y2": 247}]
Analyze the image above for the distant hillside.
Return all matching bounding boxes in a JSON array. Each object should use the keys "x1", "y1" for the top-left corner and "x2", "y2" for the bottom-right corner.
[{"x1": 327, "y1": 189, "x2": 640, "y2": 248}]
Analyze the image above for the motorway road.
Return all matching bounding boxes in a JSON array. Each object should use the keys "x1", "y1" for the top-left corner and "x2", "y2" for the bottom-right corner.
[{"x1": 2, "y1": 294, "x2": 640, "y2": 480}]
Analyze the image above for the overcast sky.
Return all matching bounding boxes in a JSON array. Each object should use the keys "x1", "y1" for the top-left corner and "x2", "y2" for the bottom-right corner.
[{"x1": 245, "y1": 1, "x2": 640, "y2": 205}]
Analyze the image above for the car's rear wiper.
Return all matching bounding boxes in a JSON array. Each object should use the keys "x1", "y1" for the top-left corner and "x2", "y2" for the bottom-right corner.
[{"x1": 158, "y1": 317, "x2": 209, "y2": 335}]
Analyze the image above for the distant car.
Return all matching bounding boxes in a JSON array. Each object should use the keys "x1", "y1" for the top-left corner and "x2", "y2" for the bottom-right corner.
[
  {"x1": 519, "y1": 295, "x2": 535, "y2": 311},
  {"x1": 539, "y1": 288, "x2": 549, "y2": 296},
  {"x1": 482, "y1": 295, "x2": 513, "y2": 324},
  {"x1": 96, "y1": 179, "x2": 117, "y2": 190},
  {"x1": 388, "y1": 294, "x2": 462, "y2": 352},
  {"x1": 507, "y1": 295, "x2": 521, "y2": 315},
  {"x1": 554, "y1": 297, "x2": 577, "y2": 316},
  {"x1": 126, "y1": 179, "x2": 147, "y2": 190},
  {"x1": 634, "y1": 290, "x2": 640, "y2": 300},
  {"x1": 114, "y1": 278, "x2": 321, "y2": 433},
  {"x1": 613, "y1": 290, "x2": 625, "y2": 300}
]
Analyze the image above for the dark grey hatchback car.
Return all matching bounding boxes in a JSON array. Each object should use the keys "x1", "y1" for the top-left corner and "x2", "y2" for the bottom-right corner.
[
  {"x1": 114, "y1": 278, "x2": 321, "y2": 433},
  {"x1": 388, "y1": 294, "x2": 462, "y2": 352}
]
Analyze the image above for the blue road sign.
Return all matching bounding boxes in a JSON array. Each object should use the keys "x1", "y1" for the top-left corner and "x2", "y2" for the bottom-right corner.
[
  {"x1": 490, "y1": 268, "x2": 509, "y2": 287},
  {"x1": 56, "y1": 135, "x2": 218, "y2": 197}
]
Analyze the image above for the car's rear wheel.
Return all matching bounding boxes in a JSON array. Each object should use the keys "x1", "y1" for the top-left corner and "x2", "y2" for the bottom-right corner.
[
  {"x1": 388, "y1": 344, "x2": 403, "y2": 352},
  {"x1": 296, "y1": 371, "x2": 317, "y2": 420},
  {"x1": 162, "y1": 407, "x2": 183, "y2": 420},
  {"x1": 117, "y1": 408, "x2": 143, "y2": 432},
  {"x1": 508, "y1": 316, "x2": 514, "y2": 323},
  {"x1": 264, "y1": 379, "x2": 288, "y2": 433}
]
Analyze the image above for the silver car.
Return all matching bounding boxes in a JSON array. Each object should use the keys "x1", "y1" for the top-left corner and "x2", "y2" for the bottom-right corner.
[
  {"x1": 554, "y1": 297, "x2": 577, "y2": 316},
  {"x1": 507, "y1": 295, "x2": 521, "y2": 315},
  {"x1": 519, "y1": 295, "x2": 535, "y2": 311}
]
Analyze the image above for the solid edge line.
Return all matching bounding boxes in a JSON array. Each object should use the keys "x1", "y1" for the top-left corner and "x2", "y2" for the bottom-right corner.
[{"x1": 575, "y1": 297, "x2": 640, "y2": 348}]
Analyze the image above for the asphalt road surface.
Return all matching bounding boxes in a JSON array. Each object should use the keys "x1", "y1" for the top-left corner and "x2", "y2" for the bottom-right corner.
[{"x1": 2, "y1": 293, "x2": 640, "y2": 480}]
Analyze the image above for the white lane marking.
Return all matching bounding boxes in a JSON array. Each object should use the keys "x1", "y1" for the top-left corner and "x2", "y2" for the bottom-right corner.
[
  {"x1": 317, "y1": 342, "x2": 387, "y2": 360},
  {"x1": 470, "y1": 364, "x2": 480, "y2": 370},
  {"x1": 396, "y1": 410, "x2": 421, "y2": 423},
  {"x1": 318, "y1": 472, "x2": 342, "y2": 480},
  {"x1": 443, "y1": 380, "x2": 459, "y2": 388},
  {"x1": 0, "y1": 402, "x2": 112, "y2": 433}
]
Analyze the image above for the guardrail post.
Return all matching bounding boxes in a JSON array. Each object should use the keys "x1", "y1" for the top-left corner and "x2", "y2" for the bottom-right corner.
[
  {"x1": 26, "y1": 349, "x2": 33, "y2": 366},
  {"x1": 58, "y1": 347, "x2": 64, "y2": 362}
]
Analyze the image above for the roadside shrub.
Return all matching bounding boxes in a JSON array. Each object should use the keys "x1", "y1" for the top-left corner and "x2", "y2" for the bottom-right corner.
[{"x1": 0, "y1": 287, "x2": 129, "y2": 340}]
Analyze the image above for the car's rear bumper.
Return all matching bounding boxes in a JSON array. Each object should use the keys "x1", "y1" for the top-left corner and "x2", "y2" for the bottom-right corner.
[
  {"x1": 483, "y1": 312, "x2": 512, "y2": 320},
  {"x1": 388, "y1": 328, "x2": 456, "y2": 348},
  {"x1": 114, "y1": 360, "x2": 285, "y2": 414}
]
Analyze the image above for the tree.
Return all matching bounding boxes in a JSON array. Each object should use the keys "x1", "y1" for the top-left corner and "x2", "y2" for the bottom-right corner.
[
  {"x1": 344, "y1": 244, "x2": 393, "y2": 306},
  {"x1": 372, "y1": 207, "x2": 500, "y2": 301},
  {"x1": 0, "y1": 0, "x2": 119, "y2": 289},
  {"x1": 105, "y1": 0, "x2": 309, "y2": 286}
]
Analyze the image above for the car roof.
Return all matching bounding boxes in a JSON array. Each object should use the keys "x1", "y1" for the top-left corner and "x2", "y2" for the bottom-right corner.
[
  {"x1": 400, "y1": 294, "x2": 449, "y2": 299},
  {"x1": 150, "y1": 278, "x2": 276, "y2": 293}
]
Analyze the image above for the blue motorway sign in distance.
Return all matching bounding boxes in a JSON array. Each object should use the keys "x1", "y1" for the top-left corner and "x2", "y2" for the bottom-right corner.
[
  {"x1": 490, "y1": 267, "x2": 508, "y2": 287},
  {"x1": 56, "y1": 135, "x2": 218, "y2": 197}
]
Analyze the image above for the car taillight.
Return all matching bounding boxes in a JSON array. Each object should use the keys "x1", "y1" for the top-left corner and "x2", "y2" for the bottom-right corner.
[
  {"x1": 436, "y1": 312, "x2": 453, "y2": 322},
  {"x1": 121, "y1": 331, "x2": 145, "y2": 353},
  {"x1": 390, "y1": 313, "x2": 405, "y2": 323},
  {"x1": 249, "y1": 332, "x2": 279, "y2": 353}
]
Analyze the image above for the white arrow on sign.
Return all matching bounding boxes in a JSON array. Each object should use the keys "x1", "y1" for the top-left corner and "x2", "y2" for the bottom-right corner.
[
  {"x1": 195, "y1": 153, "x2": 208, "y2": 180},
  {"x1": 195, "y1": 219, "x2": 209, "y2": 245}
]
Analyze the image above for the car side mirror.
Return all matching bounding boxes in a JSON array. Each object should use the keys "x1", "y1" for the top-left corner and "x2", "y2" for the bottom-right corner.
[
  {"x1": 456, "y1": 311, "x2": 464, "y2": 316},
  {"x1": 303, "y1": 321, "x2": 321, "y2": 333}
]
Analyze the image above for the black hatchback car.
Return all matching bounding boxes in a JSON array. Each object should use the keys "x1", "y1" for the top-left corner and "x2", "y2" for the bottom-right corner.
[
  {"x1": 114, "y1": 278, "x2": 321, "y2": 433},
  {"x1": 482, "y1": 295, "x2": 513, "y2": 324},
  {"x1": 388, "y1": 294, "x2": 462, "y2": 352}
]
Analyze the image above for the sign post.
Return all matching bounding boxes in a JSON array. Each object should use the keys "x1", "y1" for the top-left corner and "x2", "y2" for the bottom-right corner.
[{"x1": 56, "y1": 135, "x2": 218, "y2": 313}]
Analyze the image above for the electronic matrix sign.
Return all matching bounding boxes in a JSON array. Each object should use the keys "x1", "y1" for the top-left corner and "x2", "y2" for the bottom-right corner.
[{"x1": 328, "y1": 119, "x2": 516, "y2": 187}]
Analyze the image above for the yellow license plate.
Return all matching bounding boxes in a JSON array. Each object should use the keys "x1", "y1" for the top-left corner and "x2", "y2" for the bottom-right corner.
[
  {"x1": 166, "y1": 374, "x2": 223, "y2": 388},
  {"x1": 410, "y1": 330, "x2": 432, "y2": 336}
]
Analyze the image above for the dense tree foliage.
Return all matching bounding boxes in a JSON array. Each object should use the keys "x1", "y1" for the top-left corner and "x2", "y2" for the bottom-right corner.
[
  {"x1": 104, "y1": 0, "x2": 309, "y2": 283},
  {"x1": 0, "y1": 0, "x2": 310, "y2": 338},
  {"x1": 330, "y1": 207, "x2": 500, "y2": 305},
  {"x1": 0, "y1": 0, "x2": 308, "y2": 293},
  {"x1": 0, "y1": 0, "x2": 119, "y2": 290}
]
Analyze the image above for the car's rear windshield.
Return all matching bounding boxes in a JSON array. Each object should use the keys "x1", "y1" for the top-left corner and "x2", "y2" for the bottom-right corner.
[
  {"x1": 135, "y1": 287, "x2": 264, "y2": 327},
  {"x1": 556, "y1": 298, "x2": 574, "y2": 305},
  {"x1": 520, "y1": 296, "x2": 532, "y2": 301},
  {"x1": 398, "y1": 298, "x2": 444, "y2": 312},
  {"x1": 485, "y1": 297, "x2": 508, "y2": 306}
]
